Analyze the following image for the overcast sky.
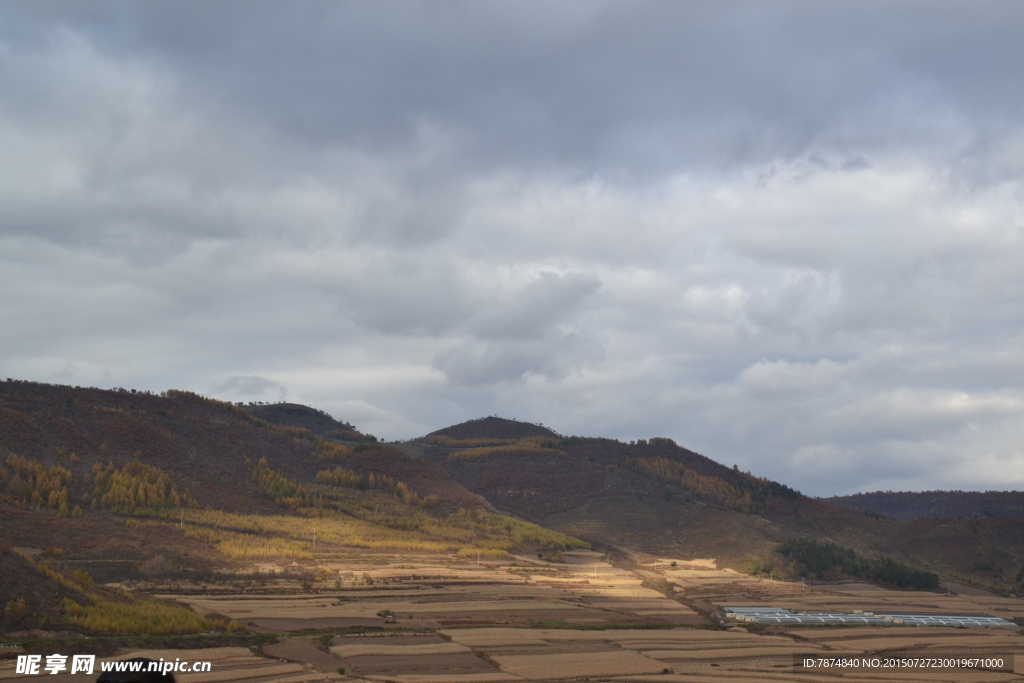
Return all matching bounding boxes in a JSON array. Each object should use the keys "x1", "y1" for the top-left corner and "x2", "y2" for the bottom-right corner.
[{"x1": 3, "y1": 1, "x2": 1024, "y2": 495}]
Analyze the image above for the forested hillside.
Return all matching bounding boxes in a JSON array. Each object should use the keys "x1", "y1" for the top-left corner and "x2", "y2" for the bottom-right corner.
[{"x1": 5, "y1": 381, "x2": 1024, "y2": 602}]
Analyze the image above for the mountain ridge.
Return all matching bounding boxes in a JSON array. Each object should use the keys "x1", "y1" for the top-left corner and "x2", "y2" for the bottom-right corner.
[{"x1": 2, "y1": 381, "x2": 1023, "y2": 595}]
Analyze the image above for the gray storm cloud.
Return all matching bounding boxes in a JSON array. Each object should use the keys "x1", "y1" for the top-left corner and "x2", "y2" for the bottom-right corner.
[
  {"x1": 2, "y1": 1, "x2": 1024, "y2": 494},
  {"x1": 434, "y1": 270, "x2": 604, "y2": 385}
]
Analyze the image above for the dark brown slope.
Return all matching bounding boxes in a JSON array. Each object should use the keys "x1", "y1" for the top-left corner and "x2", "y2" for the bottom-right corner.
[
  {"x1": 825, "y1": 490, "x2": 1024, "y2": 521},
  {"x1": 426, "y1": 416, "x2": 558, "y2": 440},
  {"x1": 244, "y1": 402, "x2": 372, "y2": 440},
  {"x1": 415, "y1": 434, "x2": 783, "y2": 521},
  {"x1": 342, "y1": 448, "x2": 493, "y2": 509}
]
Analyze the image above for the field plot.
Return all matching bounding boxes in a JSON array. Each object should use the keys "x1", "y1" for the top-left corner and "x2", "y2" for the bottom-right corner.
[
  {"x1": 328, "y1": 633, "x2": 513, "y2": 682},
  {"x1": 160, "y1": 550, "x2": 703, "y2": 631},
  {"x1": 490, "y1": 650, "x2": 666, "y2": 679},
  {"x1": 530, "y1": 551, "x2": 702, "y2": 624}
]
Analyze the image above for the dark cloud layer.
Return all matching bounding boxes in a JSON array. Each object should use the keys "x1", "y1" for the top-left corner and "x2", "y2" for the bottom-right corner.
[{"x1": 3, "y1": 1, "x2": 1024, "y2": 494}]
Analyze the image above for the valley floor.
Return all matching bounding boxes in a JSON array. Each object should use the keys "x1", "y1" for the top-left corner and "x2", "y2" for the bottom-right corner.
[{"x1": 5, "y1": 551, "x2": 1024, "y2": 682}]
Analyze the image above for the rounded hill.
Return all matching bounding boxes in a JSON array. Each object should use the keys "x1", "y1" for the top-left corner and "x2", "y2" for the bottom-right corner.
[
  {"x1": 426, "y1": 416, "x2": 558, "y2": 440},
  {"x1": 244, "y1": 402, "x2": 361, "y2": 438}
]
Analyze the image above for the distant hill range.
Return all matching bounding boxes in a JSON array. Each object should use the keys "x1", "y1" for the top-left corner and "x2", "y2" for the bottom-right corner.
[
  {"x1": 3, "y1": 380, "x2": 1024, "y2": 595},
  {"x1": 824, "y1": 491, "x2": 1024, "y2": 521}
]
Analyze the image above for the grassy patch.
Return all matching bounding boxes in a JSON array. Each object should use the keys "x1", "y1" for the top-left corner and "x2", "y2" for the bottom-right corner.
[
  {"x1": 446, "y1": 437, "x2": 567, "y2": 463},
  {"x1": 167, "y1": 501, "x2": 586, "y2": 559},
  {"x1": 62, "y1": 597, "x2": 216, "y2": 635}
]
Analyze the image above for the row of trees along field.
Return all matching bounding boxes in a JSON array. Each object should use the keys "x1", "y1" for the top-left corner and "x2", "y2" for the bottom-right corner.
[{"x1": 779, "y1": 538, "x2": 940, "y2": 590}]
